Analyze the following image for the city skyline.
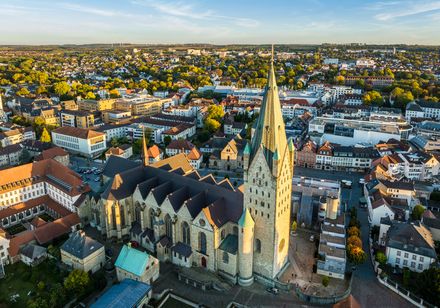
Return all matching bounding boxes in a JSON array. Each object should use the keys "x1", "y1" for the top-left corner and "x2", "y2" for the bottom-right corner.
[{"x1": 1, "y1": 0, "x2": 440, "y2": 45}]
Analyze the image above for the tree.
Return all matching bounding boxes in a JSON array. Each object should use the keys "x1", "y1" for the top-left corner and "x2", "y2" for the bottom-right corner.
[
  {"x1": 64, "y1": 269, "x2": 90, "y2": 296},
  {"x1": 163, "y1": 135, "x2": 172, "y2": 146},
  {"x1": 291, "y1": 220, "x2": 297, "y2": 233},
  {"x1": 204, "y1": 118, "x2": 221, "y2": 133},
  {"x1": 322, "y1": 276, "x2": 330, "y2": 287},
  {"x1": 109, "y1": 89, "x2": 120, "y2": 98},
  {"x1": 34, "y1": 116, "x2": 45, "y2": 127},
  {"x1": 347, "y1": 246, "x2": 366, "y2": 265},
  {"x1": 348, "y1": 226, "x2": 361, "y2": 237},
  {"x1": 375, "y1": 251, "x2": 387, "y2": 266},
  {"x1": 347, "y1": 235, "x2": 362, "y2": 248},
  {"x1": 207, "y1": 105, "x2": 225, "y2": 122},
  {"x1": 40, "y1": 128, "x2": 51, "y2": 143},
  {"x1": 363, "y1": 91, "x2": 383, "y2": 106},
  {"x1": 37, "y1": 281, "x2": 45, "y2": 291},
  {"x1": 85, "y1": 91, "x2": 96, "y2": 99},
  {"x1": 403, "y1": 267, "x2": 411, "y2": 288},
  {"x1": 412, "y1": 268, "x2": 440, "y2": 306},
  {"x1": 335, "y1": 75, "x2": 345, "y2": 85},
  {"x1": 16, "y1": 87, "x2": 30, "y2": 96},
  {"x1": 53, "y1": 81, "x2": 71, "y2": 96},
  {"x1": 412, "y1": 204, "x2": 425, "y2": 220},
  {"x1": 49, "y1": 283, "x2": 65, "y2": 307}
]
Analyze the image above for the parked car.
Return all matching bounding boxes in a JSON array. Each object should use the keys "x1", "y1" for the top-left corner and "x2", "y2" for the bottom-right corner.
[
  {"x1": 266, "y1": 287, "x2": 279, "y2": 295},
  {"x1": 341, "y1": 180, "x2": 352, "y2": 188},
  {"x1": 309, "y1": 235, "x2": 315, "y2": 242}
]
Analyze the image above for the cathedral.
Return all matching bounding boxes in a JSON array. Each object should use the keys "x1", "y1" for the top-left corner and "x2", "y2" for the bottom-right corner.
[{"x1": 88, "y1": 52, "x2": 294, "y2": 285}]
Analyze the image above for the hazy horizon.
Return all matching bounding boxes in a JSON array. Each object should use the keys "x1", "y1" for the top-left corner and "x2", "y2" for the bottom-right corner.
[{"x1": 1, "y1": 0, "x2": 440, "y2": 45}]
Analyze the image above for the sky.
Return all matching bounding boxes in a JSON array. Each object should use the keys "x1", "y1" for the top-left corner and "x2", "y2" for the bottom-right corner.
[{"x1": 0, "y1": 0, "x2": 439, "y2": 45}]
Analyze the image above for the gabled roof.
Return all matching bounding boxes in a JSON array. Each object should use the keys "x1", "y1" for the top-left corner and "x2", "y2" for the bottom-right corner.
[
  {"x1": 60, "y1": 231, "x2": 103, "y2": 259},
  {"x1": 115, "y1": 245, "x2": 150, "y2": 276}
]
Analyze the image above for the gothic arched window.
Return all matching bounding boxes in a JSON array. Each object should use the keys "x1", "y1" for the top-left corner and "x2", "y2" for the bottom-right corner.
[
  {"x1": 135, "y1": 204, "x2": 142, "y2": 225},
  {"x1": 233, "y1": 226, "x2": 238, "y2": 235},
  {"x1": 164, "y1": 214, "x2": 172, "y2": 241},
  {"x1": 199, "y1": 232, "x2": 207, "y2": 254},
  {"x1": 182, "y1": 221, "x2": 190, "y2": 245},
  {"x1": 149, "y1": 208, "x2": 155, "y2": 229},
  {"x1": 255, "y1": 239, "x2": 261, "y2": 253}
]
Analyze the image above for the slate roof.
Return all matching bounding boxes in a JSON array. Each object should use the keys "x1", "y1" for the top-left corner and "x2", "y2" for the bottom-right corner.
[
  {"x1": 219, "y1": 234, "x2": 238, "y2": 255},
  {"x1": 102, "y1": 155, "x2": 140, "y2": 179},
  {"x1": 115, "y1": 245, "x2": 150, "y2": 276},
  {"x1": 90, "y1": 278, "x2": 151, "y2": 308},
  {"x1": 19, "y1": 243, "x2": 46, "y2": 260},
  {"x1": 171, "y1": 241, "x2": 192, "y2": 257},
  {"x1": 60, "y1": 231, "x2": 103, "y2": 259},
  {"x1": 102, "y1": 156, "x2": 243, "y2": 228},
  {"x1": 386, "y1": 221, "x2": 436, "y2": 259}
]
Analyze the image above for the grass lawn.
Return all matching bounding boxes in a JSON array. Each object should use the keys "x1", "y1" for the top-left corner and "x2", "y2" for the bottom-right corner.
[
  {"x1": 5, "y1": 223, "x2": 26, "y2": 235},
  {"x1": 0, "y1": 259, "x2": 68, "y2": 307}
]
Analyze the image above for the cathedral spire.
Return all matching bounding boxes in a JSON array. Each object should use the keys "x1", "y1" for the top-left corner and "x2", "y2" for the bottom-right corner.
[
  {"x1": 142, "y1": 128, "x2": 149, "y2": 166},
  {"x1": 250, "y1": 45, "x2": 287, "y2": 163}
]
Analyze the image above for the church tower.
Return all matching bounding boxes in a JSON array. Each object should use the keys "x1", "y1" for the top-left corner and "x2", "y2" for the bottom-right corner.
[
  {"x1": 242, "y1": 46, "x2": 294, "y2": 280},
  {"x1": 142, "y1": 128, "x2": 149, "y2": 166}
]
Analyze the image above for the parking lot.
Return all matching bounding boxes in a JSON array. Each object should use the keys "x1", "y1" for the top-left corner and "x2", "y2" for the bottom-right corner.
[{"x1": 69, "y1": 156, "x2": 105, "y2": 192}]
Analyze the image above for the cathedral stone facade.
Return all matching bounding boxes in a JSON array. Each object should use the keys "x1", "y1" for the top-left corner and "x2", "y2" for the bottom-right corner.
[{"x1": 88, "y1": 53, "x2": 294, "y2": 285}]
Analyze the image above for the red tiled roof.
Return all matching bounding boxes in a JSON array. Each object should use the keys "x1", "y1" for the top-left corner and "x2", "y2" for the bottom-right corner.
[
  {"x1": 34, "y1": 213, "x2": 80, "y2": 244},
  {"x1": 36, "y1": 146, "x2": 68, "y2": 161},
  {"x1": 7, "y1": 230, "x2": 36, "y2": 257}
]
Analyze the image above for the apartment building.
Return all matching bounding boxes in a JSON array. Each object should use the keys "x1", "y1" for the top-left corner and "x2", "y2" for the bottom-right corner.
[
  {"x1": 385, "y1": 221, "x2": 436, "y2": 272},
  {"x1": 60, "y1": 110, "x2": 95, "y2": 128},
  {"x1": 0, "y1": 127, "x2": 35, "y2": 147},
  {"x1": 51, "y1": 126, "x2": 106, "y2": 158},
  {"x1": 406, "y1": 101, "x2": 440, "y2": 121},
  {"x1": 77, "y1": 99, "x2": 115, "y2": 112},
  {"x1": 115, "y1": 94, "x2": 171, "y2": 116}
]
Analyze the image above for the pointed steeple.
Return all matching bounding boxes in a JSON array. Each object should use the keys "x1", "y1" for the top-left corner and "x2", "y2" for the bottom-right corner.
[
  {"x1": 251, "y1": 45, "x2": 287, "y2": 162},
  {"x1": 142, "y1": 129, "x2": 149, "y2": 166}
]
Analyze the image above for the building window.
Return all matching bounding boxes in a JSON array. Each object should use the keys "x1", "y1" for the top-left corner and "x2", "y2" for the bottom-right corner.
[
  {"x1": 403, "y1": 260, "x2": 408, "y2": 266},
  {"x1": 164, "y1": 214, "x2": 173, "y2": 241},
  {"x1": 222, "y1": 251, "x2": 229, "y2": 264},
  {"x1": 199, "y1": 232, "x2": 207, "y2": 255},
  {"x1": 411, "y1": 261, "x2": 416, "y2": 268},
  {"x1": 221, "y1": 229, "x2": 226, "y2": 240},
  {"x1": 182, "y1": 222, "x2": 190, "y2": 245},
  {"x1": 419, "y1": 256, "x2": 424, "y2": 262},
  {"x1": 412, "y1": 255, "x2": 416, "y2": 260},
  {"x1": 255, "y1": 239, "x2": 261, "y2": 253},
  {"x1": 404, "y1": 252, "x2": 408, "y2": 258},
  {"x1": 396, "y1": 258, "x2": 400, "y2": 264},
  {"x1": 397, "y1": 251, "x2": 401, "y2": 256},
  {"x1": 418, "y1": 264, "x2": 423, "y2": 270}
]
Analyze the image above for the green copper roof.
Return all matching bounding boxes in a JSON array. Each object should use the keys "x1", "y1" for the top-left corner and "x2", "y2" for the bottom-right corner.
[
  {"x1": 288, "y1": 138, "x2": 295, "y2": 151},
  {"x1": 250, "y1": 48, "x2": 287, "y2": 169},
  {"x1": 115, "y1": 245, "x2": 150, "y2": 277},
  {"x1": 273, "y1": 149, "x2": 279, "y2": 160},
  {"x1": 238, "y1": 208, "x2": 254, "y2": 228},
  {"x1": 244, "y1": 142, "x2": 251, "y2": 155}
]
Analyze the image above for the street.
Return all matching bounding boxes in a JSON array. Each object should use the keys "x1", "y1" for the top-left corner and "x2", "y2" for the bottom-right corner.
[{"x1": 294, "y1": 167, "x2": 413, "y2": 307}]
